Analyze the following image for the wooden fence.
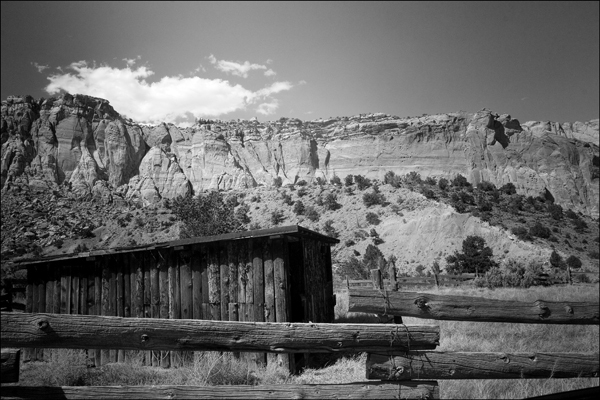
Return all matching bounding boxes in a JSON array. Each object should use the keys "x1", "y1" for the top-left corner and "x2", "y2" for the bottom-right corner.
[{"x1": 2, "y1": 281, "x2": 599, "y2": 398}]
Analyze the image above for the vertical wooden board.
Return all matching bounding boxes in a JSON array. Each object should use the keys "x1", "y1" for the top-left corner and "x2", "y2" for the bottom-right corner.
[
  {"x1": 272, "y1": 238, "x2": 290, "y2": 372},
  {"x1": 158, "y1": 249, "x2": 170, "y2": 369},
  {"x1": 31, "y1": 267, "x2": 40, "y2": 361},
  {"x1": 149, "y1": 251, "x2": 160, "y2": 367},
  {"x1": 72, "y1": 265, "x2": 79, "y2": 315},
  {"x1": 227, "y1": 241, "x2": 238, "y2": 305},
  {"x1": 53, "y1": 266, "x2": 61, "y2": 314},
  {"x1": 263, "y1": 240, "x2": 278, "y2": 368},
  {"x1": 143, "y1": 253, "x2": 151, "y2": 319},
  {"x1": 253, "y1": 238, "x2": 265, "y2": 323},
  {"x1": 191, "y1": 247, "x2": 202, "y2": 320},
  {"x1": 45, "y1": 265, "x2": 54, "y2": 314},
  {"x1": 219, "y1": 242, "x2": 229, "y2": 321},
  {"x1": 63, "y1": 265, "x2": 72, "y2": 315},
  {"x1": 116, "y1": 256, "x2": 125, "y2": 363},
  {"x1": 323, "y1": 244, "x2": 335, "y2": 322},
  {"x1": 24, "y1": 268, "x2": 33, "y2": 362},
  {"x1": 109, "y1": 256, "x2": 118, "y2": 363},
  {"x1": 167, "y1": 251, "x2": 179, "y2": 367},
  {"x1": 207, "y1": 244, "x2": 221, "y2": 320},
  {"x1": 122, "y1": 255, "x2": 131, "y2": 318},
  {"x1": 237, "y1": 240, "x2": 247, "y2": 306},
  {"x1": 179, "y1": 250, "x2": 193, "y2": 320},
  {"x1": 37, "y1": 266, "x2": 46, "y2": 315},
  {"x1": 200, "y1": 246, "x2": 209, "y2": 305},
  {"x1": 263, "y1": 239, "x2": 275, "y2": 323},
  {"x1": 100, "y1": 258, "x2": 111, "y2": 366},
  {"x1": 302, "y1": 239, "x2": 314, "y2": 323},
  {"x1": 80, "y1": 263, "x2": 88, "y2": 316},
  {"x1": 174, "y1": 254, "x2": 181, "y2": 320},
  {"x1": 245, "y1": 239, "x2": 254, "y2": 305}
]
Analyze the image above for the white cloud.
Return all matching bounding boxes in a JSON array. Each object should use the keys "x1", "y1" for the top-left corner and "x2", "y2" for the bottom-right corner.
[
  {"x1": 298, "y1": 80, "x2": 307, "y2": 85},
  {"x1": 32, "y1": 62, "x2": 50, "y2": 73},
  {"x1": 264, "y1": 69, "x2": 276, "y2": 77},
  {"x1": 208, "y1": 54, "x2": 270, "y2": 78},
  {"x1": 256, "y1": 100, "x2": 279, "y2": 115},
  {"x1": 122, "y1": 56, "x2": 141, "y2": 67},
  {"x1": 44, "y1": 60, "x2": 295, "y2": 124}
]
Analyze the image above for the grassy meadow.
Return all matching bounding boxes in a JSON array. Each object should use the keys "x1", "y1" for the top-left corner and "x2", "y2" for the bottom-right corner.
[{"x1": 7, "y1": 283, "x2": 599, "y2": 399}]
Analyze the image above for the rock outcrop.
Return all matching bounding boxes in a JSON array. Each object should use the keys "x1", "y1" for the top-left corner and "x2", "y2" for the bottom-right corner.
[{"x1": 1, "y1": 93, "x2": 598, "y2": 216}]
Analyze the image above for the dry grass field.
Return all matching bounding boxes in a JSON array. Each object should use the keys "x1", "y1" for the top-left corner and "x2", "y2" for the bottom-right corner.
[{"x1": 7, "y1": 283, "x2": 599, "y2": 399}]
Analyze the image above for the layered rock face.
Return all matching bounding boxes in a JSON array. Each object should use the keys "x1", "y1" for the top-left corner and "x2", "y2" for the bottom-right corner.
[{"x1": 2, "y1": 94, "x2": 598, "y2": 216}]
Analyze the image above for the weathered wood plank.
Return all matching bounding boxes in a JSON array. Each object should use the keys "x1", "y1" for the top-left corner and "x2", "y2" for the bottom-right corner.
[
  {"x1": 93, "y1": 263, "x2": 102, "y2": 366},
  {"x1": 246, "y1": 239, "x2": 254, "y2": 305},
  {"x1": 349, "y1": 289, "x2": 600, "y2": 324},
  {"x1": 179, "y1": 250, "x2": 193, "y2": 320},
  {"x1": 238, "y1": 240, "x2": 247, "y2": 306},
  {"x1": 227, "y1": 241, "x2": 238, "y2": 306},
  {"x1": 0, "y1": 382, "x2": 439, "y2": 400},
  {"x1": 367, "y1": 351, "x2": 600, "y2": 380},
  {"x1": 272, "y1": 238, "x2": 291, "y2": 371},
  {"x1": 1, "y1": 348, "x2": 20, "y2": 383},
  {"x1": 116, "y1": 257, "x2": 125, "y2": 363},
  {"x1": 24, "y1": 267, "x2": 34, "y2": 362},
  {"x1": 219, "y1": 243, "x2": 230, "y2": 321},
  {"x1": 263, "y1": 239, "x2": 277, "y2": 367},
  {"x1": 150, "y1": 252, "x2": 160, "y2": 367},
  {"x1": 80, "y1": 263, "x2": 88, "y2": 316},
  {"x1": 158, "y1": 249, "x2": 170, "y2": 368},
  {"x1": 1, "y1": 313, "x2": 439, "y2": 353},
  {"x1": 72, "y1": 265, "x2": 79, "y2": 315},
  {"x1": 53, "y1": 266, "x2": 62, "y2": 314},
  {"x1": 207, "y1": 244, "x2": 221, "y2": 320},
  {"x1": 200, "y1": 246, "x2": 209, "y2": 305},
  {"x1": 110, "y1": 256, "x2": 118, "y2": 362},
  {"x1": 191, "y1": 247, "x2": 202, "y2": 320},
  {"x1": 253, "y1": 238, "x2": 264, "y2": 323},
  {"x1": 100, "y1": 259, "x2": 111, "y2": 366}
]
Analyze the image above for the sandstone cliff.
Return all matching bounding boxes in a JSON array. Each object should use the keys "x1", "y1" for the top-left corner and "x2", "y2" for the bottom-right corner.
[{"x1": 1, "y1": 94, "x2": 598, "y2": 216}]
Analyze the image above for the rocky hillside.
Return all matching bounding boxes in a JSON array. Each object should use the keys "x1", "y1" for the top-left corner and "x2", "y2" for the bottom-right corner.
[{"x1": 2, "y1": 93, "x2": 599, "y2": 217}]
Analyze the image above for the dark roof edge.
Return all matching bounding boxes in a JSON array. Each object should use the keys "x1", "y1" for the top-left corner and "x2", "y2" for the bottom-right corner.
[{"x1": 11, "y1": 225, "x2": 339, "y2": 266}]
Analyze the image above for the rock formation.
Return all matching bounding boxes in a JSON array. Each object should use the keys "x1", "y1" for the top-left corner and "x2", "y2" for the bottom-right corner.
[{"x1": 1, "y1": 93, "x2": 598, "y2": 217}]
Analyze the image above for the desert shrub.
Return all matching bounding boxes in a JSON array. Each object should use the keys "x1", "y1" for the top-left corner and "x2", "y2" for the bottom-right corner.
[
  {"x1": 344, "y1": 187, "x2": 354, "y2": 195},
  {"x1": 345, "y1": 239, "x2": 356, "y2": 247},
  {"x1": 172, "y1": 192, "x2": 239, "y2": 238},
  {"x1": 438, "y1": 178, "x2": 449, "y2": 190},
  {"x1": 475, "y1": 260, "x2": 546, "y2": 289},
  {"x1": 296, "y1": 180, "x2": 307, "y2": 186},
  {"x1": 390, "y1": 204, "x2": 403, "y2": 215},
  {"x1": 305, "y1": 206, "x2": 319, "y2": 222},
  {"x1": 273, "y1": 176, "x2": 283, "y2": 188},
  {"x1": 234, "y1": 204, "x2": 251, "y2": 226},
  {"x1": 405, "y1": 171, "x2": 422, "y2": 184},
  {"x1": 565, "y1": 209, "x2": 579, "y2": 220},
  {"x1": 250, "y1": 194, "x2": 261, "y2": 203},
  {"x1": 365, "y1": 212, "x2": 381, "y2": 225},
  {"x1": 566, "y1": 255, "x2": 582, "y2": 269},
  {"x1": 529, "y1": 222, "x2": 551, "y2": 239},
  {"x1": 422, "y1": 188, "x2": 436, "y2": 199},
  {"x1": 354, "y1": 175, "x2": 372, "y2": 190},
  {"x1": 477, "y1": 195, "x2": 493, "y2": 212},
  {"x1": 384, "y1": 171, "x2": 403, "y2": 188},
  {"x1": 297, "y1": 187, "x2": 307, "y2": 197},
  {"x1": 363, "y1": 190, "x2": 386, "y2": 207},
  {"x1": 589, "y1": 250, "x2": 600, "y2": 259},
  {"x1": 500, "y1": 182, "x2": 517, "y2": 195},
  {"x1": 369, "y1": 228, "x2": 379, "y2": 237},
  {"x1": 452, "y1": 174, "x2": 470, "y2": 187},
  {"x1": 547, "y1": 204, "x2": 563, "y2": 220},
  {"x1": 458, "y1": 190, "x2": 474, "y2": 205},
  {"x1": 338, "y1": 256, "x2": 369, "y2": 279},
  {"x1": 511, "y1": 226, "x2": 531, "y2": 241},
  {"x1": 477, "y1": 181, "x2": 497, "y2": 192},
  {"x1": 424, "y1": 176, "x2": 437, "y2": 186},
  {"x1": 280, "y1": 192, "x2": 292, "y2": 206},
  {"x1": 550, "y1": 250, "x2": 565, "y2": 270},
  {"x1": 293, "y1": 200, "x2": 305, "y2": 215},
  {"x1": 373, "y1": 237, "x2": 384, "y2": 245},
  {"x1": 134, "y1": 216, "x2": 145, "y2": 228},
  {"x1": 445, "y1": 235, "x2": 497, "y2": 276},
  {"x1": 344, "y1": 175, "x2": 354, "y2": 186},
  {"x1": 315, "y1": 177, "x2": 327, "y2": 186},
  {"x1": 451, "y1": 200, "x2": 468, "y2": 213},
  {"x1": 322, "y1": 220, "x2": 338, "y2": 238},
  {"x1": 415, "y1": 264, "x2": 425, "y2": 276},
  {"x1": 315, "y1": 195, "x2": 324, "y2": 206},
  {"x1": 572, "y1": 218, "x2": 588, "y2": 233},
  {"x1": 330, "y1": 175, "x2": 342, "y2": 186},
  {"x1": 324, "y1": 193, "x2": 341, "y2": 210},
  {"x1": 73, "y1": 243, "x2": 89, "y2": 253},
  {"x1": 270, "y1": 210, "x2": 285, "y2": 226}
]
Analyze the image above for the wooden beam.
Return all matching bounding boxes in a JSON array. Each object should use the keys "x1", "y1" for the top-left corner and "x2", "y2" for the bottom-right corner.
[
  {"x1": 367, "y1": 351, "x2": 599, "y2": 380},
  {"x1": 1, "y1": 348, "x2": 20, "y2": 383},
  {"x1": 0, "y1": 382, "x2": 439, "y2": 399},
  {"x1": 349, "y1": 289, "x2": 599, "y2": 324},
  {"x1": 1, "y1": 313, "x2": 439, "y2": 353}
]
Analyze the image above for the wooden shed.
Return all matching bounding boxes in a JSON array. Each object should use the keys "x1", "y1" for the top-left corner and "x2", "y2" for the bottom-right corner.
[{"x1": 15, "y1": 225, "x2": 339, "y2": 372}]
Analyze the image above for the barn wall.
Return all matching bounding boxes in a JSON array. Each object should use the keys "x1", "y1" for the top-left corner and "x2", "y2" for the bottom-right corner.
[{"x1": 25, "y1": 234, "x2": 334, "y2": 372}]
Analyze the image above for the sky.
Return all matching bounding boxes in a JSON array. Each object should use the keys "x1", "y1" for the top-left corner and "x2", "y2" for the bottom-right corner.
[{"x1": 1, "y1": 1, "x2": 598, "y2": 126}]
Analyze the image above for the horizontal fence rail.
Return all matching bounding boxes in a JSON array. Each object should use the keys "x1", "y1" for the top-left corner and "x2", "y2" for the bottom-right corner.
[
  {"x1": 1, "y1": 312, "x2": 440, "y2": 353},
  {"x1": 0, "y1": 382, "x2": 440, "y2": 400},
  {"x1": 348, "y1": 289, "x2": 600, "y2": 324},
  {"x1": 367, "y1": 352, "x2": 600, "y2": 380}
]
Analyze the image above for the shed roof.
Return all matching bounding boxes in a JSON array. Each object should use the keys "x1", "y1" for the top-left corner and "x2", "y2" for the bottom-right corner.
[{"x1": 13, "y1": 225, "x2": 339, "y2": 266}]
